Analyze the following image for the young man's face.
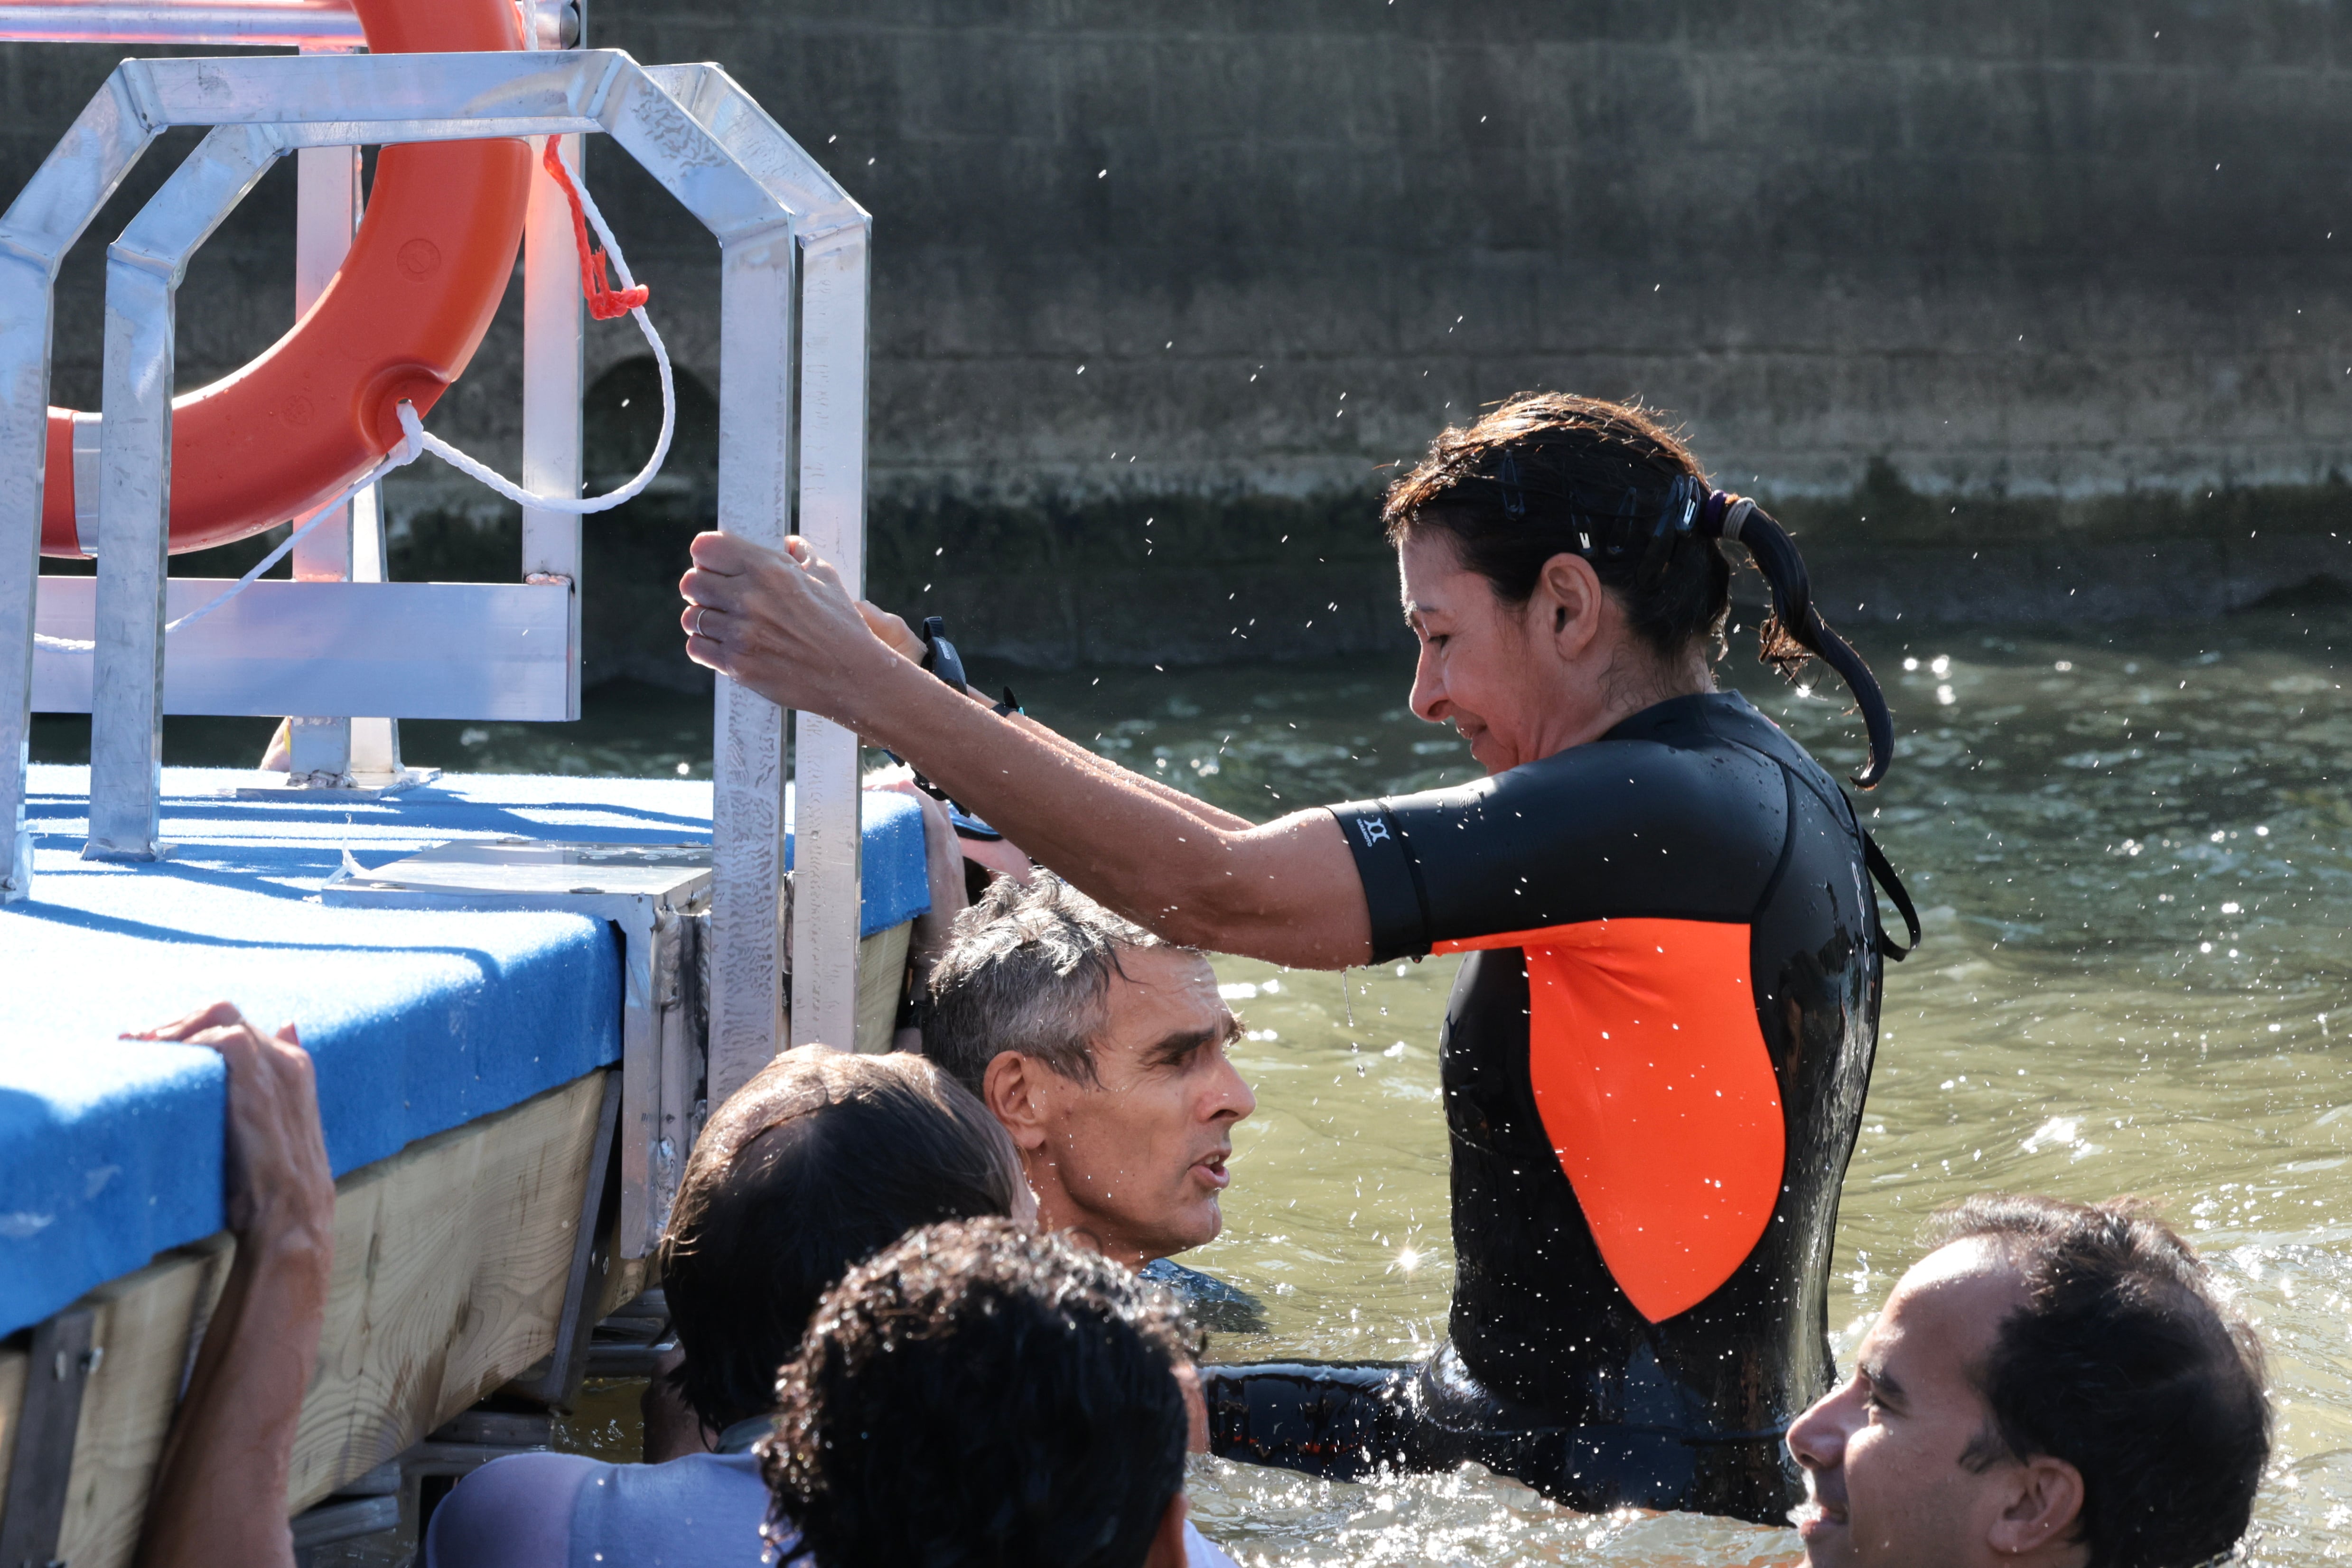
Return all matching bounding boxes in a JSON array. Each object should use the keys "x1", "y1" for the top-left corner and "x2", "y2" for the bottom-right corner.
[
  {"x1": 1785, "y1": 1239, "x2": 2085, "y2": 1568},
  {"x1": 1009, "y1": 946, "x2": 1254, "y2": 1266}
]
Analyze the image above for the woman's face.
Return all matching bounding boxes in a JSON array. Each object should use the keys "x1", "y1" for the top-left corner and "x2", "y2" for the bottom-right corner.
[{"x1": 1399, "y1": 529, "x2": 1623, "y2": 774}]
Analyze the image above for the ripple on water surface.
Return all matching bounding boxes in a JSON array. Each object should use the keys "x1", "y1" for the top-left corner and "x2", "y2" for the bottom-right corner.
[
  {"x1": 306, "y1": 612, "x2": 2352, "y2": 1565},
  {"x1": 1025, "y1": 613, "x2": 2352, "y2": 1566}
]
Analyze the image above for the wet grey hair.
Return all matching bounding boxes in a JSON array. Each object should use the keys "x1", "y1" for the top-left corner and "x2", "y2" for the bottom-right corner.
[{"x1": 921, "y1": 873, "x2": 1174, "y2": 1096}]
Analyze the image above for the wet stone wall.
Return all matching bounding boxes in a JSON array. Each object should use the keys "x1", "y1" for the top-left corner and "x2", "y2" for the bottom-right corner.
[{"x1": 12, "y1": 2, "x2": 2352, "y2": 678}]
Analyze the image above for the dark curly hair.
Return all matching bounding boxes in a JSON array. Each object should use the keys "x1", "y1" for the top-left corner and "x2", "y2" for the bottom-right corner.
[
  {"x1": 760, "y1": 1217, "x2": 1199, "y2": 1568},
  {"x1": 1932, "y1": 1195, "x2": 2271, "y2": 1568}
]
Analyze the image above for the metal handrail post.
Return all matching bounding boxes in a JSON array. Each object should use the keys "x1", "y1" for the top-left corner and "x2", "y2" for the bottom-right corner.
[
  {"x1": 86, "y1": 121, "x2": 284, "y2": 860},
  {"x1": 640, "y1": 64, "x2": 872, "y2": 1064},
  {"x1": 0, "y1": 72, "x2": 160, "y2": 896},
  {"x1": 787, "y1": 223, "x2": 868, "y2": 1054},
  {"x1": 518, "y1": 129, "x2": 585, "y2": 720},
  {"x1": 519, "y1": 0, "x2": 588, "y2": 717},
  {"x1": 282, "y1": 129, "x2": 360, "y2": 784}
]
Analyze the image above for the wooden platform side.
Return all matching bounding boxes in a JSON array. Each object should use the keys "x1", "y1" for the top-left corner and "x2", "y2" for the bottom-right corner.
[
  {"x1": 286, "y1": 1069, "x2": 610, "y2": 1510},
  {"x1": 0, "y1": 1071, "x2": 610, "y2": 1568},
  {"x1": 0, "y1": 1342, "x2": 23, "y2": 1514},
  {"x1": 853, "y1": 920, "x2": 912, "y2": 1053}
]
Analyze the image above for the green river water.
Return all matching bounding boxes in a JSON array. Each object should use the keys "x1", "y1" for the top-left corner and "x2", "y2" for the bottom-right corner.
[
  {"x1": 65, "y1": 608, "x2": 2352, "y2": 1565},
  {"x1": 1015, "y1": 611, "x2": 2352, "y2": 1566}
]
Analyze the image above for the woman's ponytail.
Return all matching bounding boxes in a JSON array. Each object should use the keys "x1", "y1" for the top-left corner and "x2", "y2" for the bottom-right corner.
[{"x1": 1705, "y1": 495, "x2": 1894, "y2": 789}]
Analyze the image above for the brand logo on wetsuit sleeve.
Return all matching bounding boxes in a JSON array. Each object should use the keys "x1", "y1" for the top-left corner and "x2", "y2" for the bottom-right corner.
[{"x1": 1357, "y1": 816, "x2": 1391, "y2": 845}]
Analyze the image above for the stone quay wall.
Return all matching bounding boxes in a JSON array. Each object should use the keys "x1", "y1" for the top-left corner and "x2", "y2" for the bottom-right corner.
[{"x1": 12, "y1": 1, "x2": 2352, "y2": 680}]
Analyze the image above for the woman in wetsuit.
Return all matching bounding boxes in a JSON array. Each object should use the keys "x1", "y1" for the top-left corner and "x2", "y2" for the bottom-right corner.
[{"x1": 675, "y1": 392, "x2": 1914, "y2": 1527}]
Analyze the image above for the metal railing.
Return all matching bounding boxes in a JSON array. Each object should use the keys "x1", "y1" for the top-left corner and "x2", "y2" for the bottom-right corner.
[
  {"x1": 0, "y1": 0, "x2": 580, "y2": 50},
  {"x1": 0, "y1": 49, "x2": 872, "y2": 1196}
]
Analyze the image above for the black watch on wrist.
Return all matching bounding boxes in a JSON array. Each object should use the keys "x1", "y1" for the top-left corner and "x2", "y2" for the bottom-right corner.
[
  {"x1": 918, "y1": 616, "x2": 970, "y2": 693},
  {"x1": 896, "y1": 618, "x2": 1015, "y2": 835},
  {"x1": 919, "y1": 615, "x2": 1021, "y2": 715}
]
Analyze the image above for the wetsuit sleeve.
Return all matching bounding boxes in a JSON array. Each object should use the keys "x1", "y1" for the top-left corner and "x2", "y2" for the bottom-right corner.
[
  {"x1": 1328, "y1": 799, "x2": 1430, "y2": 961},
  {"x1": 1329, "y1": 737, "x2": 1788, "y2": 964}
]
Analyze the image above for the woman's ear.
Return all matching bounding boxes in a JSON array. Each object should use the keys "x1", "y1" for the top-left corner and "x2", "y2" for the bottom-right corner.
[{"x1": 1534, "y1": 551, "x2": 1605, "y2": 661}]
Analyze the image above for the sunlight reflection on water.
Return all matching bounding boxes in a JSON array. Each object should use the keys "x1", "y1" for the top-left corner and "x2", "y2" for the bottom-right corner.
[
  {"x1": 1023, "y1": 611, "x2": 2352, "y2": 1566},
  {"x1": 544, "y1": 609, "x2": 2352, "y2": 1565}
]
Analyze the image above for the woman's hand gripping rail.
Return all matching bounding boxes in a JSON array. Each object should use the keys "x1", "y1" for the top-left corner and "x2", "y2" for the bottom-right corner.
[{"x1": 680, "y1": 531, "x2": 1370, "y2": 968}]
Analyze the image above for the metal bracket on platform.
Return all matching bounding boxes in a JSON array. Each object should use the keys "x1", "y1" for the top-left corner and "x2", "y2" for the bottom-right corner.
[
  {"x1": 324, "y1": 840, "x2": 713, "y2": 1259},
  {"x1": 290, "y1": 1474, "x2": 401, "y2": 1564},
  {"x1": 0, "y1": 1306, "x2": 97, "y2": 1568},
  {"x1": 581, "y1": 1286, "x2": 674, "y2": 1379},
  {"x1": 508, "y1": 1068, "x2": 623, "y2": 1407}
]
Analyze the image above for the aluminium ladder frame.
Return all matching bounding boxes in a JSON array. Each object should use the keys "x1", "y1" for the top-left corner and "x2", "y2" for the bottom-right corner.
[
  {"x1": 0, "y1": 0, "x2": 585, "y2": 787},
  {"x1": 0, "y1": 48, "x2": 874, "y2": 1174}
]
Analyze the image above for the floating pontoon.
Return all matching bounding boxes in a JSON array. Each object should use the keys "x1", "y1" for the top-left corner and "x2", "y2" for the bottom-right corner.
[{"x1": 0, "y1": 4, "x2": 909, "y2": 1560}]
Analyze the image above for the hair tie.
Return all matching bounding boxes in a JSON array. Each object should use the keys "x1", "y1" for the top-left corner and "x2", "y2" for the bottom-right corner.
[{"x1": 1699, "y1": 492, "x2": 1754, "y2": 544}]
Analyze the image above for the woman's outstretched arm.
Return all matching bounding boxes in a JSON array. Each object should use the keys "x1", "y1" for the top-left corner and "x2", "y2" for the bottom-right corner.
[
  {"x1": 683, "y1": 533, "x2": 1372, "y2": 968},
  {"x1": 854, "y1": 600, "x2": 1260, "y2": 834}
]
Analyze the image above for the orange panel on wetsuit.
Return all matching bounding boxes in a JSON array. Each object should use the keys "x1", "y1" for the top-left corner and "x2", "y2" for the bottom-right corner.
[{"x1": 1435, "y1": 918, "x2": 1783, "y2": 1324}]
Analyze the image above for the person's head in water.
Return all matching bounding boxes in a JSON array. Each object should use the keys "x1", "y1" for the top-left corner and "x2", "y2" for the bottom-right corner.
[
  {"x1": 1383, "y1": 391, "x2": 1892, "y2": 784},
  {"x1": 923, "y1": 872, "x2": 1253, "y2": 1269},
  {"x1": 656, "y1": 1045, "x2": 1030, "y2": 1434},
  {"x1": 1786, "y1": 1194, "x2": 2269, "y2": 1568},
  {"x1": 760, "y1": 1217, "x2": 1199, "y2": 1568}
]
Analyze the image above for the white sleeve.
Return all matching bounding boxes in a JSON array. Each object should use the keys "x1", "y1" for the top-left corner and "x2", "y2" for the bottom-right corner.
[{"x1": 1184, "y1": 1518, "x2": 1241, "y2": 1568}]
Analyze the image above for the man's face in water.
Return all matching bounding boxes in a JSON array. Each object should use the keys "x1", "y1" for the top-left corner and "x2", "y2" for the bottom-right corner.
[
  {"x1": 989, "y1": 947, "x2": 1255, "y2": 1267},
  {"x1": 1784, "y1": 1239, "x2": 2089, "y2": 1568}
]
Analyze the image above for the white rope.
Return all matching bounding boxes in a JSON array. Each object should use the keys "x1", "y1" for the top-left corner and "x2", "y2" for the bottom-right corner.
[
  {"x1": 404, "y1": 141, "x2": 673, "y2": 516},
  {"x1": 34, "y1": 142, "x2": 674, "y2": 655},
  {"x1": 32, "y1": 420, "x2": 426, "y2": 654}
]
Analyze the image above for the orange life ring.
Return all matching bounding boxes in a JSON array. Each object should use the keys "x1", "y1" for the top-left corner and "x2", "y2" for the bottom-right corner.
[{"x1": 38, "y1": 0, "x2": 532, "y2": 558}]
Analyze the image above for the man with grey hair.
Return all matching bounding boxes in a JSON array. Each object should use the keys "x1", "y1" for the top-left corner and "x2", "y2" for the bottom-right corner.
[{"x1": 924, "y1": 873, "x2": 1256, "y2": 1269}]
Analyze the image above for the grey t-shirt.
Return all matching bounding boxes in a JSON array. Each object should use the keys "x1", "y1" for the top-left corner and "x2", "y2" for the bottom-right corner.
[
  {"x1": 424, "y1": 1448, "x2": 1238, "y2": 1568},
  {"x1": 424, "y1": 1451, "x2": 779, "y2": 1568}
]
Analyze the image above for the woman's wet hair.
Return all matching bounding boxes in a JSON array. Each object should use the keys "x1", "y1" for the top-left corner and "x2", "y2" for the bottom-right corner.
[
  {"x1": 1930, "y1": 1195, "x2": 2270, "y2": 1568},
  {"x1": 657, "y1": 1045, "x2": 1025, "y2": 1431},
  {"x1": 1382, "y1": 391, "x2": 1895, "y2": 786}
]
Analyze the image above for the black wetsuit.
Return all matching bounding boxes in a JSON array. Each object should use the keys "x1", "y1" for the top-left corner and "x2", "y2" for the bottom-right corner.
[{"x1": 1204, "y1": 691, "x2": 1889, "y2": 1525}]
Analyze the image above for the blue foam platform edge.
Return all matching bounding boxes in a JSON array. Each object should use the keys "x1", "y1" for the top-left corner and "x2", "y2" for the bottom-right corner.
[{"x1": 0, "y1": 767, "x2": 929, "y2": 1336}]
